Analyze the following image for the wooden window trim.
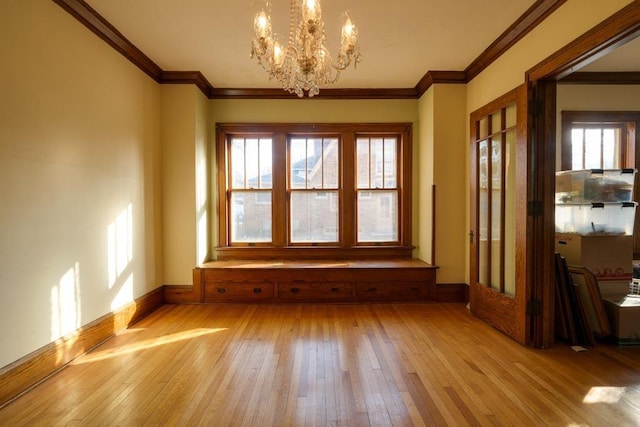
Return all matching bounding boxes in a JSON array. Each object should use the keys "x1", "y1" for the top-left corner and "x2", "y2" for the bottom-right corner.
[
  {"x1": 560, "y1": 111, "x2": 638, "y2": 170},
  {"x1": 215, "y1": 123, "x2": 414, "y2": 260}
]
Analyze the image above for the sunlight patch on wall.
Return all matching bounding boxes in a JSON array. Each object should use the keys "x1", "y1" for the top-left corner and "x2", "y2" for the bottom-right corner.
[
  {"x1": 110, "y1": 272, "x2": 134, "y2": 311},
  {"x1": 50, "y1": 262, "x2": 82, "y2": 341},
  {"x1": 195, "y1": 151, "x2": 209, "y2": 264},
  {"x1": 583, "y1": 386, "x2": 626, "y2": 404},
  {"x1": 108, "y1": 203, "x2": 133, "y2": 289}
]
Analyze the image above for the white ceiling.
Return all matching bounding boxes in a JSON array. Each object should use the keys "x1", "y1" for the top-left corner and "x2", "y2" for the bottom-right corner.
[
  {"x1": 84, "y1": 0, "x2": 538, "y2": 90},
  {"x1": 580, "y1": 36, "x2": 640, "y2": 72}
]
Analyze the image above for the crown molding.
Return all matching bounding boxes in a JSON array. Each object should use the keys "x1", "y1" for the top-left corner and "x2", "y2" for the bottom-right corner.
[
  {"x1": 208, "y1": 87, "x2": 419, "y2": 100},
  {"x1": 53, "y1": 0, "x2": 567, "y2": 100},
  {"x1": 52, "y1": 0, "x2": 162, "y2": 82},
  {"x1": 465, "y1": 0, "x2": 567, "y2": 81},
  {"x1": 414, "y1": 71, "x2": 467, "y2": 98}
]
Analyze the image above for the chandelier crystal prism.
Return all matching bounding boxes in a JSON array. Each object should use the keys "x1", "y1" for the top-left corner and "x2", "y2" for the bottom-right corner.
[{"x1": 250, "y1": 0, "x2": 362, "y2": 97}]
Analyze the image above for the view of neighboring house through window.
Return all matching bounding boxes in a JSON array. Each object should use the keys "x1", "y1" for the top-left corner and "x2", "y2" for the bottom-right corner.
[
  {"x1": 216, "y1": 123, "x2": 412, "y2": 256},
  {"x1": 290, "y1": 137, "x2": 339, "y2": 243},
  {"x1": 357, "y1": 137, "x2": 399, "y2": 242},
  {"x1": 229, "y1": 137, "x2": 273, "y2": 243}
]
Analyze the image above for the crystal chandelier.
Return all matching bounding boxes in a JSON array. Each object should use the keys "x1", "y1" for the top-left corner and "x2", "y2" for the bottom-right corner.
[{"x1": 250, "y1": 0, "x2": 362, "y2": 97}]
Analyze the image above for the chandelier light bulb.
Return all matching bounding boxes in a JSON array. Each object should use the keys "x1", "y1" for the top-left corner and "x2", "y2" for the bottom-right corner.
[{"x1": 255, "y1": 10, "x2": 270, "y2": 38}]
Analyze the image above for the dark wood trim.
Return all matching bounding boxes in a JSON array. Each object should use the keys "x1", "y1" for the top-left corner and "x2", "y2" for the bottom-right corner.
[
  {"x1": 214, "y1": 246, "x2": 416, "y2": 261},
  {"x1": 560, "y1": 71, "x2": 640, "y2": 84},
  {"x1": 527, "y1": 2, "x2": 640, "y2": 82},
  {"x1": 52, "y1": 0, "x2": 162, "y2": 82},
  {"x1": 527, "y1": 80, "x2": 557, "y2": 349},
  {"x1": 0, "y1": 287, "x2": 164, "y2": 408},
  {"x1": 209, "y1": 87, "x2": 419, "y2": 100},
  {"x1": 160, "y1": 71, "x2": 215, "y2": 97},
  {"x1": 53, "y1": 0, "x2": 568, "y2": 100},
  {"x1": 414, "y1": 71, "x2": 467, "y2": 98},
  {"x1": 431, "y1": 185, "x2": 436, "y2": 265},
  {"x1": 436, "y1": 283, "x2": 468, "y2": 303},
  {"x1": 466, "y1": 0, "x2": 567, "y2": 81},
  {"x1": 215, "y1": 123, "x2": 413, "y2": 258}
]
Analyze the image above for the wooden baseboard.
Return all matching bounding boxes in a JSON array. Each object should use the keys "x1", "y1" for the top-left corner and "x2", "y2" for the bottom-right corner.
[
  {"x1": 0, "y1": 287, "x2": 164, "y2": 408},
  {"x1": 436, "y1": 283, "x2": 469, "y2": 303}
]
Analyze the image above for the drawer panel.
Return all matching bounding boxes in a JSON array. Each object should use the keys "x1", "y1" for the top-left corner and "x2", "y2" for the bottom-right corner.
[
  {"x1": 205, "y1": 282, "x2": 275, "y2": 302},
  {"x1": 356, "y1": 282, "x2": 432, "y2": 301},
  {"x1": 278, "y1": 282, "x2": 355, "y2": 301}
]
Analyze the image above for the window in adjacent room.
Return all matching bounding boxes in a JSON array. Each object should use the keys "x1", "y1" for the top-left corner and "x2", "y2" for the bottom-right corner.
[{"x1": 561, "y1": 112, "x2": 636, "y2": 171}]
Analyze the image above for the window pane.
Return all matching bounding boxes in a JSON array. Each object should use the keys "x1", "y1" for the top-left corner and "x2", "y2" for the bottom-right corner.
[
  {"x1": 357, "y1": 138, "x2": 370, "y2": 189},
  {"x1": 290, "y1": 191, "x2": 338, "y2": 243},
  {"x1": 384, "y1": 138, "x2": 397, "y2": 187},
  {"x1": 571, "y1": 129, "x2": 584, "y2": 170},
  {"x1": 505, "y1": 104, "x2": 516, "y2": 128},
  {"x1": 358, "y1": 191, "x2": 398, "y2": 242},
  {"x1": 324, "y1": 138, "x2": 339, "y2": 189},
  {"x1": 491, "y1": 111, "x2": 502, "y2": 136},
  {"x1": 231, "y1": 138, "x2": 272, "y2": 189},
  {"x1": 231, "y1": 138, "x2": 245, "y2": 189},
  {"x1": 290, "y1": 137, "x2": 339, "y2": 190},
  {"x1": 479, "y1": 117, "x2": 488, "y2": 139},
  {"x1": 602, "y1": 128, "x2": 619, "y2": 169},
  {"x1": 372, "y1": 138, "x2": 384, "y2": 188},
  {"x1": 230, "y1": 191, "x2": 272, "y2": 243},
  {"x1": 357, "y1": 137, "x2": 397, "y2": 190},
  {"x1": 584, "y1": 129, "x2": 602, "y2": 169}
]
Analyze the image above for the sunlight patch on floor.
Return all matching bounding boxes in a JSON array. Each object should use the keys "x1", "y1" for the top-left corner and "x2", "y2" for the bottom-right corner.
[
  {"x1": 72, "y1": 328, "x2": 227, "y2": 364},
  {"x1": 582, "y1": 386, "x2": 626, "y2": 404}
]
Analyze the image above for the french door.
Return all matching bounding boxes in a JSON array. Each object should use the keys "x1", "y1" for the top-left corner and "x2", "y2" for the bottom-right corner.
[{"x1": 469, "y1": 86, "x2": 529, "y2": 345}]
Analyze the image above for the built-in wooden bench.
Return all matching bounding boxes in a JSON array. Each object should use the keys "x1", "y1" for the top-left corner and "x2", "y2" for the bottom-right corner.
[{"x1": 166, "y1": 259, "x2": 466, "y2": 304}]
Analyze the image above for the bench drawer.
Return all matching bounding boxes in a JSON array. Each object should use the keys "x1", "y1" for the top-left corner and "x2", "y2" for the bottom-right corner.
[
  {"x1": 278, "y1": 282, "x2": 355, "y2": 301},
  {"x1": 205, "y1": 282, "x2": 275, "y2": 302},
  {"x1": 356, "y1": 282, "x2": 432, "y2": 301}
]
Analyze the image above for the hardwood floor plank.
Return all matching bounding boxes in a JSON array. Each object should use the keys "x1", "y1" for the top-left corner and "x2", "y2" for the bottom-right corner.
[{"x1": 1, "y1": 303, "x2": 640, "y2": 426}]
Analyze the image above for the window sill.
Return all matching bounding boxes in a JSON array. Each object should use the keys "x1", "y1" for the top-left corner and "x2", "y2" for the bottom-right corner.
[{"x1": 214, "y1": 245, "x2": 416, "y2": 261}]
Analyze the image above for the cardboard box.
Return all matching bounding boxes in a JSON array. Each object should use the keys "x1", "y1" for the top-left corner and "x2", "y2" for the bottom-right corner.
[
  {"x1": 555, "y1": 233, "x2": 633, "y2": 281},
  {"x1": 598, "y1": 280, "x2": 634, "y2": 297},
  {"x1": 603, "y1": 295, "x2": 640, "y2": 346}
]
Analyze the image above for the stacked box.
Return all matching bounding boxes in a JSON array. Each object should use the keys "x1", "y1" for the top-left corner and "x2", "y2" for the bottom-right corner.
[
  {"x1": 555, "y1": 233, "x2": 632, "y2": 295},
  {"x1": 555, "y1": 168, "x2": 637, "y2": 297},
  {"x1": 603, "y1": 295, "x2": 640, "y2": 346}
]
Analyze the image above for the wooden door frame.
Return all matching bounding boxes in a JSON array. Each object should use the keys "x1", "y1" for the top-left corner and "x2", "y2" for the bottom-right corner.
[{"x1": 525, "y1": 2, "x2": 640, "y2": 348}]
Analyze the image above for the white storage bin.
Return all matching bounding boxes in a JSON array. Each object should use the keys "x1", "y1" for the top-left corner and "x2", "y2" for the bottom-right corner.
[
  {"x1": 555, "y1": 202, "x2": 637, "y2": 235},
  {"x1": 556, "y1": 169, "x2": 636, "y2": 203}
]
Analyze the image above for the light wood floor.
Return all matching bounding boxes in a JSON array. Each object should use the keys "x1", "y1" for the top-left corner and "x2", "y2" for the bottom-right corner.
[{"x1": 1, "y1": 303, "x2": 639, "y2": 426}]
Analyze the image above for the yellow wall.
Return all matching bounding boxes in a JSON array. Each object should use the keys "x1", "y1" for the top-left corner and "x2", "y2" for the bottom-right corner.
[
  {"x1": 467, "y1": 0, "x2": 633, "y2": 113},
  {"x1": 417, "y1": 89, "x2": 435, "y2": 265},
  {"x1": 432, "y1": 85, "x2": 468, "y2": 283},
  {"x1": 0, "y1": 0, "x2": 162, "y2": 367}
]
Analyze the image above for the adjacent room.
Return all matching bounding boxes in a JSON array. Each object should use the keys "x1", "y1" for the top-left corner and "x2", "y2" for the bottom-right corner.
[{"x1": 1, "y1": 0, "x2": 640, "y2": 424}]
